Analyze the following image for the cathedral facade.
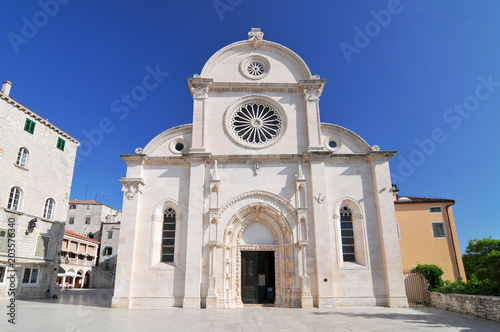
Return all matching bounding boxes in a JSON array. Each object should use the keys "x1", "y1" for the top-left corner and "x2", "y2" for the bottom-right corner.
[{"x1": 112, "y1": 29, "x2": 408, "y2": 309}]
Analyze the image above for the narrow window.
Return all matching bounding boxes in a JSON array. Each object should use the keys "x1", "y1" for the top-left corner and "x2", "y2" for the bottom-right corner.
[
  {"x1": 397, "y1": 223, "x2": 401, "y2": 240},
  {"x1": 43, "y1": 198, "x2": 55, "y2": 220},
  {"x1": 0, "y1": 230, "x2": 7, "y2": 253},
  {"x1": 35, "y1": 236, "x2": 50, "y2": 257},
  {"x1": 340, "y1": 207, "x2": 355, "y2": 262},
  {"x1": 16, "y1": 147, "x2": 29, "y2": 167},
  {"x1": 0, "y1": 266, "x2": 6, "y2": 283},
  {"x1": 85, "y1": 217, "x2": 91, "y2": 224},
  {"x1": 108, "y1": 231, "x2": 113, "y2": 239},
  {"x1": 69, "y1": 204, "x2": 76, "y2": 209},
  {"x1": 432, "y1": 222, "x2": 446, "y2": 238},
  {"x1": 22, "y1": 268, "x2": 39, "y2": 284},
  {"x1": 7, "y1": 187, "x2": 22, "y2": 211},
  {"x1": 161, "y1": 208, "x2": 176, "y2": 263},
  {"x1": 69, "y1": 217, "x2": 75, "y2": 224},
  {"x1": 86, "y1": 205, "x2": 90, "y2": 210},
  {"x1": 104, "y1": 263, "x2": 110, "y2": 271},
  {"x1": 104, "y1": 247, "x2": 112, "y2": 256},
  {"x1": 24, "y1": 118, "x2": 35, "y2": 134},
  {"x1": 88, "y1": 232, "x2": 94, "y2": 239},
  {"x1": 56, "y1": 137, "x2": 65, "y2": 151}
]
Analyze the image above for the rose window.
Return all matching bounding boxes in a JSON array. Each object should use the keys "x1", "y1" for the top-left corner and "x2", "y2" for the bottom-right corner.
[
  {"x1": 230, "y1": 102, "x2": 282, "y2": 145},
  {"x1": 246, "y1": 61, "x2": 265, "y2": 77}
]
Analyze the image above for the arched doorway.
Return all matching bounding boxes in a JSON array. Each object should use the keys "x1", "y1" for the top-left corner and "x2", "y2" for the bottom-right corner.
[
  {"x1": 75, "y1": 271, "x2": 83, "y2": 288},
  {"x1": 222, "y1": 203, "x2": 296, "y2": 308},
  {"x1": 83, "y1": 271, "x2": 91, "y2": 288}
]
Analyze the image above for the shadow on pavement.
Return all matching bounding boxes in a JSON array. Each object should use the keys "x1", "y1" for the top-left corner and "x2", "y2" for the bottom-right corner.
[{"x1": 19, "y1": 288, "x2": 114, "y2": 308}]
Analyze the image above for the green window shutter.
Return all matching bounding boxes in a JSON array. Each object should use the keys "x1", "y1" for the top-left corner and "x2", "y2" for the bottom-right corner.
[
  {"x1": 0, "y1": 230, "x2": 7, "y2": 253},
  {"x1": 56, "y1": 138, "x2": 65, "y2": 151},
  {"x1": 24, "y1": 118, "x2": 35, "y2": 134},
  {"x1": 108, "y1": 231, "x2": 113, "y2": 239}
]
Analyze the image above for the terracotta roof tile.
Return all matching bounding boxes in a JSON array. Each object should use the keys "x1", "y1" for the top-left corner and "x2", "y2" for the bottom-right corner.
[
  {"x1": 64, "y1": 230, "x2": 99, "y2": 242},
  {"x1": 394, "y1": 196, "x2": 455, "y2": 204}
]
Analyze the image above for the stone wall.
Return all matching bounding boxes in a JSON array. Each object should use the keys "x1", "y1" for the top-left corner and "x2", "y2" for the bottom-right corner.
[{"x1": 430, "y1": 292, "x2": 500, "y2": 322}]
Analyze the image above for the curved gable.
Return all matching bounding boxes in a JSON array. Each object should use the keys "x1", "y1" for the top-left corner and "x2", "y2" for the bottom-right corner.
[
  {"x1": 320, "y1": 123, "x2": 372, "y2": 154},
  {"x1": 143, "y1": 124, "x2": 192, "y2": 156}
]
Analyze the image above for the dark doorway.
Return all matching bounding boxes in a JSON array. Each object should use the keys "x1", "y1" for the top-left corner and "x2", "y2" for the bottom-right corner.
[{"x1": 241, "y1": 251, "x2": 275, "y2": 304}]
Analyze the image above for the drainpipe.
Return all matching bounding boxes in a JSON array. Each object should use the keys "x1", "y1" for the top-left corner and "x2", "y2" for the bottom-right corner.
[{"x1": 445, "y1": 201, "x2": 461, "y2": 279}]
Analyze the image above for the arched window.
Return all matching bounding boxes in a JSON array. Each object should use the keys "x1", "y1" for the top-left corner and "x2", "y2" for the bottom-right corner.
[
  {"x1": 16, "y1": 147, "x2": 29, "y2": 167},
  {"x1": 161, "y1": 208, "x2": 176, "y2": 263},
  {"x1": 7, "y1": 187, "x2": 22, "y2": 211},
  {"x1": 43, "y1": 198, "x2": 55, "y2": 220},
  {"x1": 340, "y1": 207, "x2": 355, "y2": 262}
]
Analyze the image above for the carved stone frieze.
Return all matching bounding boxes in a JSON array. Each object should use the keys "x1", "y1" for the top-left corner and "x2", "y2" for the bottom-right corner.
[
  {"x1": 313, "y1": 193, "x2": 326, "y2": 204},
  {"x1": 191, "y1": 86, "x2": 209, "y2": 99}
]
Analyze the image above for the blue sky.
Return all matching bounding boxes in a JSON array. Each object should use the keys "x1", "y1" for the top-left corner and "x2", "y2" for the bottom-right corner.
[{"x1": 1, "y1": 1, "x2": 499, "y2": 253}]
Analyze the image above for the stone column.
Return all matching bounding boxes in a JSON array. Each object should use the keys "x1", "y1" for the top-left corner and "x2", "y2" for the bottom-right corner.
[
  {"x1": 206, "y1": 160, "x2": 220, "y2": 309},
  {"x1": 111, "y1": 174, "x2": 145, "y2": 308},
  {"x1": 307, "y1": 154, "x2": 336, "y2": 308},
  {"x1": 299, "y1": 79, "x2": 326, "y2": 152},
  {"x1": 183, "y1": 155, "x2": 209, "y2": 308},
  {"x1": 369, "y1": 153, "x2": 408, "y2": 308}
]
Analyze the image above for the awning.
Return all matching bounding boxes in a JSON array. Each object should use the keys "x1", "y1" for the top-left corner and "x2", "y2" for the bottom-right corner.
[{"x1": 57, "y1": 272, "x2": 83, "y2": 278}]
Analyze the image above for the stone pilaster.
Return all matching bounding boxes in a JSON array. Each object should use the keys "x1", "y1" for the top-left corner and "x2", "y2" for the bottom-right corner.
[
  {"x1": 299, "y1": 79, "x2": 326, "y2": 152},
  {"x1": 183, "y1": 156, "x2": 209, "y2": 308},
  {"x1": 369, "y1": 153, "x2": 409, "y2": 308},
  {"x1": 206, "y1": 160, "x2": 220, "y2": 309},
  {"x1": 187, "y1": 78, "x2": 213, "y2": 153},
  {"x1": 111, "y1": 175, "x2": 145, "y2": 308}
]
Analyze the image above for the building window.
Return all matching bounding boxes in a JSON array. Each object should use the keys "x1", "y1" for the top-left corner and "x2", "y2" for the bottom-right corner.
[
  {"x1": 87, "y1": 205, "x2": 90, "y2": 210},
  {"x1": 7, "y1": 187, "x2": 22, "y2": 211},
  {"x1": 340, "y1": 207, "x2": 355, "y2": 262},
  {"x1": 24, "y1": 118, "x2": 35, "y2": 134},
  {"x1": 0, "y1": 230, "x2": 7, "y2": 253},
  {"x1": 56, "y1": 137, "x2": 65, "y2": 151},
  {"x1": 69, "y1": 217, "x2": 75, "y2": 224},
  {"x1": 104, "y1": 247, "x2": 112, "y2": 256},
  {"x1": 22, "y1": 268, "x2": 39, "y2": 284},
  {"x1": 432, "y1": 222, "x2": 446, "y2": 238},
  {"x1": 35, "y1": 236, "x2": 50, "y2": 257},
  {"x1": 16, "y1": 147, "x2": 29, "y2": 167},
  {"x1": 397, "y1": 223, "x2": 401, "y2": 240},
  {"x1": 43, "y1": 198, "x2": 55, "y2": 220},
  {"x1": 88, "y1": 232, "x2": 94, "y2": 239},
  {"x1": 429, "y1": 206, "x2": 442, "y2": 213},
  {"x1": 161, "y1": 208, "x2": 176, "y2": 263},
  {"x1": 108, "y1": 231, "x2": 113, "y2": 239},
  {"x1": 69, "y1": 204, "x2": 76, "y2": 209},
  {"x1": 104, "y1": 262, "x2": 110, "y2": 271},
  {"x1": 0, "y1": 266, "x2": 5, "y2": 283},
  {"x1": 85, "y1": 217, "x2": 91, "y2": 224}
]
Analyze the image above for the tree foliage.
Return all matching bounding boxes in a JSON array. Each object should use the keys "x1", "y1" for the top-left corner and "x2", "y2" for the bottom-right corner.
[{"x1": 462, "y1": 237, "x2": 500, "y2": 284}]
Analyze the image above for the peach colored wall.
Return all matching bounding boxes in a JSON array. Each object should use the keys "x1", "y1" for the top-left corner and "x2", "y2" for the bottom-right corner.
[{"x1": 395, "y1": 202, "x2": 466, "y2": 282}]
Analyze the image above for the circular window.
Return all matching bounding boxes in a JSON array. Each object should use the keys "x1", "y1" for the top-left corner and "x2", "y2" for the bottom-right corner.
[
  {"x1": 228, "y1": 101, "x2": 284, "y2": 148},
  {"x1": 324, "y1": 137, "x2": 341, "y2": 152},
  {"x1": 169, "y1": 138, "x2": 188, "y2": 154},
  {"x1": 240, "y1": 55, "x2": 270, "y2": 80},
  {"x1": 175, "y1": 143, "x2": 184, "y2": 151}
]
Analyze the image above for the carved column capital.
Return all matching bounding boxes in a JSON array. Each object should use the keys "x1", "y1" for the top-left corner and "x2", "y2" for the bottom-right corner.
[
  {"x1": 191, "y1": 86, "x2": 209, "y2": 99},
  {"x1": 119, "y1": 177, "x2": 145, "y2": 200}
]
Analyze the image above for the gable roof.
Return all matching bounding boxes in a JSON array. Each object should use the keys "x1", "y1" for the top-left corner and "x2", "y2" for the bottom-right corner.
[{"x1": 394, "y1": 196, "x2": 455, "y2": 204}]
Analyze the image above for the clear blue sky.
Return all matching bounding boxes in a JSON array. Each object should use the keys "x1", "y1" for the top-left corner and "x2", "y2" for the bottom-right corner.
[{"x1": 2, "y1": 1, "x2": 499, "y2": 253}]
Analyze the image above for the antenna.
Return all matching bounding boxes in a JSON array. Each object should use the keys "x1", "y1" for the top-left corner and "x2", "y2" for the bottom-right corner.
[
  {"x1": 85, "y1": 185, "x2": 88, "y2": 200},
  {"x1": 102, "y1": 191, "x2": 109, "y2": 204}
]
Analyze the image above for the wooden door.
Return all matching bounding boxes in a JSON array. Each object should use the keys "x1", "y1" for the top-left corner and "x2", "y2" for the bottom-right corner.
[{"x1": 241, "y1": 251, "x2": 258, "y2": 304}]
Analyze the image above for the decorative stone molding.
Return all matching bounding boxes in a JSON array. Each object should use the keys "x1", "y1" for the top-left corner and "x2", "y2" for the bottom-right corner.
[
  {"x1": 135, "y1": 147, "x2": 143, "y2": 154},
  {"x1": 313, "y1": 193, "x2": 326, "y2": 204},
  {"x1": 253, "y1": 162, "x2": 261, "y2": 176},
  {"x1": 191, "y1": 86, "x2": 209, "y2": 99},
  {"x1": 119, "y1": 178, "x2": 145, "y2": 200},
  {"x1": 248, "y1": 28, "x2": 264, "y2": 49},
  {"x1": 304, "y1": 88, "x2": 323, "y2": 101},
  {"x1": 371, "y1": 145, "x2": 380, "y2": 151},
  {"x1": 239, "y1": 55, "x2": 271, "y2": 80},
  {"x1": 219, "y1": 190, "x2": 295, "y2": 217}
]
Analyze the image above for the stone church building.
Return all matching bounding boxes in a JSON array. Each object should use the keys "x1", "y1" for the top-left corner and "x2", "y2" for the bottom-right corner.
[{"x1": 112, "y1": 29, "x2": 408, "y2": 309}]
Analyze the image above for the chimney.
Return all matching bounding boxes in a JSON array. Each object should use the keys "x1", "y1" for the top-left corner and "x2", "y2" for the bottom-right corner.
[
  {"x1": 391, "y1": 183, "x2": 399, "y2": 202},
  {"x1": 1, "y1": 81, "x2": 12, "y2": 96}
]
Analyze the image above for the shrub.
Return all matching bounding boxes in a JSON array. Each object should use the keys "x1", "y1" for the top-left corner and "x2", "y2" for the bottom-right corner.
[{"x1": 412, "y1": 264, "x2": 444, "y2": 291}]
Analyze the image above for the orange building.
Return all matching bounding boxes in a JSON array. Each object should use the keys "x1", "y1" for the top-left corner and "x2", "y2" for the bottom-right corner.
[{"x1": 393, "y1": 187, "x2": 466, "y2": 282}]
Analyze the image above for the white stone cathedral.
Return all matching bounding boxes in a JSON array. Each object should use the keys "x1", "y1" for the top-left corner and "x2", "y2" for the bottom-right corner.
[{"x1": 112, "y1": 29, "x2": 408, "y2": 309}]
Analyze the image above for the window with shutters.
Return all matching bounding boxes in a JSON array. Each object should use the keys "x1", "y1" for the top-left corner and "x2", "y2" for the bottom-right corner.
[{"x1": 432, "y1": 222, "x2": 446, "y2": 238}]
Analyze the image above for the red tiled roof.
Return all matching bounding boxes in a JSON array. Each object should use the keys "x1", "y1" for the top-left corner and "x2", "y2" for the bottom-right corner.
[
  {"x1": 64, "y1": 230, "x2": 98, "y2": 242},
  {"x1": 394, "y1": 196, "x2": 455, "y2": 204}
]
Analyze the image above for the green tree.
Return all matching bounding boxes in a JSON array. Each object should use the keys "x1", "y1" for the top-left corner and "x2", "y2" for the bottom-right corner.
[{"x1": 462, "y1": 237, "x2": 500, "y2": 284}]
